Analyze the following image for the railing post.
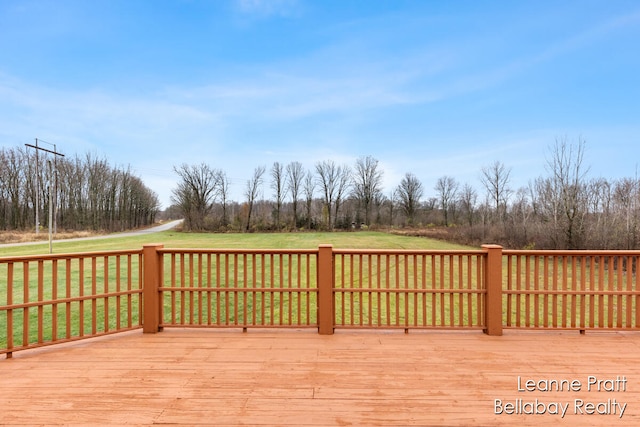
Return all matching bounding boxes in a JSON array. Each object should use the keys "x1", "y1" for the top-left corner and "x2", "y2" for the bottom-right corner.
[
  {"x1": 317, "y1": 244, "x2": 335, "y2": 335},
  {"x1": 143, "y1": 244, "x2": 164, "y2": 333},
  {"x1": 482, "y1": 244, "x2": 503, "y2": 336}
]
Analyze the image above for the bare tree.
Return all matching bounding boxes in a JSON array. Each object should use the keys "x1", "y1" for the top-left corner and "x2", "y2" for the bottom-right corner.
[
  {"x1": 216, "y1": 170, "x2": 231, "y2": 227},
  {"x1": 583, "y1": 178, "x2": 613, "y2": 248},
  {"x1": 315, "y1": 160, "x2": 351, "y2": 229},
  {"x1": 352, "y1": 155, "x2": 384, "y2": 226},
  {"x1": 271, "y1": 162, "x2": 284, "y2": 229},
  {"x1": 435, "y1": 175, "x2": 459, "y2": 226},
  {"x1": 171, "y1": 163, "x2": 219, "y2": 231},
  {"x1": 458, "y1": 183, "x2": 478, "y2": 226},
  {"x1": 245, "y1": 165, "x2": 266, "y2": 232},
  {"x1": 531, "y1": 176, "x2": 562, "y2": 247},
  {"x1": 1, "y1": 148, "x2": 26, "y2": 229},
  {"x1": 58, "y1": 154, "x2": 86, "y2": 229},
  {"x1": 286, "y1": 161, "x2": 304, "y2": 229},
  {"x1": 509, "y1": 187, "x2": 534, "y2": 247},
  {"x1": 127, "y1": 175, "x2": 159, "y2": 228},
  {"x1": 333, "y1": 164, "x2": 352, "y2": 228},
  {"x1": 384, "y1": 190, "x2": 398, "y2": 228},
  {"x1": 544, "y1": 137, "x2": 590, "y2": 249},
  {"x1": 613, "y1": 177, "x2": 638, "y2": 249},
  {"x1": 303, "y1": 170, "x2": 315, "y2": 229},
  {"x1": 396, "y1": 173, "x2": 423, "y2": 226},
  {"x1": 373, "y1": 191, "x2": 386, "y2": 226},
  {"x1": 480, "y1": 160, "x2": 512, "y2": 224}
]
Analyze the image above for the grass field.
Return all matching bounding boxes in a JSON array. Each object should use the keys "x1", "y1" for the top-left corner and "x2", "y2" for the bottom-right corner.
[{"x1": 0, "y1": 230, "x2": 473, "y2": 257}]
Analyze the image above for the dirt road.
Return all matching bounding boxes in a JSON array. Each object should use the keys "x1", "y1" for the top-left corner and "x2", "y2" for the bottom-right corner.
[{"x1": 0, "y1": 219, "x2": 183, "y2": 248}]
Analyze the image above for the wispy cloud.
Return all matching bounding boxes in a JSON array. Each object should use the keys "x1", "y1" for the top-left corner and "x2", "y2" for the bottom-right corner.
[
  {"x1": 0, "y1": 74, "x2": 218, "y2": 158},
  {"x1": 460, "y1": 7, "x2": 640, "y2": 94},
  {"x1": 234, "y1": 0, "x2": 301, "y2": 19},
  {"x1": 163, "y1": 42, "x2": 456, "y2": 124}
]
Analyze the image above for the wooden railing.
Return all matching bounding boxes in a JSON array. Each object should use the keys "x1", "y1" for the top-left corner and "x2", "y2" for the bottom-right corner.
[
  {"x1": 156, "y1": 248, "x2": 319, "y2": 329},
  {"x1": 3, "y1": 244, "x2": 640, "y2": 357},
  {"x1": 1, "y1": 250, "x2": 143, "y2": 358},
  {"x1": 331, "y1": 249, "x2": 486, "y2": 330},
  {"x1": 140, "y1": 245, "x2": 489, "y2": 334},
  {"x1": 503, "y1": 249, "x2": 640, "y2": 331}
]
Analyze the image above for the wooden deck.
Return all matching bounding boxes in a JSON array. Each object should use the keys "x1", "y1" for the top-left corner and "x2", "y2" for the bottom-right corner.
[{"x1": 2, "y1": 329, "x2": 640, "y2": 426}]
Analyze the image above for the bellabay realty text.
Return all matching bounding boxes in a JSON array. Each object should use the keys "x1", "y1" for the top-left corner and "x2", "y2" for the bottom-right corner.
[{"x1": 494, "y1": 376, "x2": 628, "y2": 419}]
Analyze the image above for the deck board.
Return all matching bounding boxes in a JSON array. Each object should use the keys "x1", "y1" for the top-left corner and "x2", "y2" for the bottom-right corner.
[{"x1": 2, "y1": 329, "x2": 640, "y2": 426}]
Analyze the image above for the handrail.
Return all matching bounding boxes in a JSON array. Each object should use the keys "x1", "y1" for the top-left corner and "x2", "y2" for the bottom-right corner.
[{"x1": 0, "y1": 249, "x2": 143, "y2": 262}]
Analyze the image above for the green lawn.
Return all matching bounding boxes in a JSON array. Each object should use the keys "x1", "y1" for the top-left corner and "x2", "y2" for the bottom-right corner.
[{"x1": 0, "y1": 230, "x2": 473, "y2": 257}]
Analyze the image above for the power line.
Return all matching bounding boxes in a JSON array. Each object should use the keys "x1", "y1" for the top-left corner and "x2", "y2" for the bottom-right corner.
[{"x1": 24, "y1": 143, "x2": 65, "y2": 157}]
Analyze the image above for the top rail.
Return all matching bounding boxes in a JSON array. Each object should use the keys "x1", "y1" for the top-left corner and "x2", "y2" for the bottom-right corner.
[
  {"x1": 158, "y1": 248, "x2": 318, "y2": 255},
  {"x1": 0, "y1": 249, "x2": 144, "y2": 263},
  {"x1": 333, "y1": 248, "x2": 485, "y2": 255},
  {"x1": 504, "y1": 249, "x2": 640, "y2": 256}
]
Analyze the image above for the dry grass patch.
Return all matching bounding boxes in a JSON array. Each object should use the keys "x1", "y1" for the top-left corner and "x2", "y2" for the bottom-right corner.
[{"x1": 0, "y1": 230, "x2": 104, "y2": 244}]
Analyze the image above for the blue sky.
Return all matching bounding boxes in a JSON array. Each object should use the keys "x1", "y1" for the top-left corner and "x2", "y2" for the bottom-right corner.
[{"x1": 1, "y1": 0, "x2": 639, "y2": 208}]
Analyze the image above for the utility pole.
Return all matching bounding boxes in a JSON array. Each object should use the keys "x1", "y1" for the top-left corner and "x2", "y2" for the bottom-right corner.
[
  {"x1": 33, "y1": 139, "x2": 39, "y2": 234},
  {"x1": 25, "y1": 139, "x2": 64, "y2": 253}
]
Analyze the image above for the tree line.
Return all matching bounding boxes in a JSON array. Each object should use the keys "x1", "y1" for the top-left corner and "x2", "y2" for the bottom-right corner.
[
  {"x1": 0, "y1": 146, "x2": 160, "y2": 232},
  {"x1": 170, "y1": 138, "x2": 640, "y2": 250}
]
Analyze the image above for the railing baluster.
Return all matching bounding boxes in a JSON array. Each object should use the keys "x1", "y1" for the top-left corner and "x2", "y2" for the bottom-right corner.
[
  {"x1": 598, "y1": 257, "x2": 605, "y2": 327},
  {"x1": 607, "y1": 257, "x2": 613, "y2": 328},
  {"x1": 244, "y1": 253, "x2": 249, "y2": 327},
  {"x1": 296, "y1": 254, "x2": 301, "y2": 326},
  {"x1": 51, "y1": 259, "x2": 58, "y2": 341},
  {"x1": 617, "y1": 257, "x2": 623, "y2": 328},
  {"x1": 431, "y1": 254, "x2": 437, "y2": 327},
  {"x1": 629, "y1": 256, "x2": 640, "y2": 328},
  {"x1": 259, "y1": 253, "x2": 265, "y2": 325},
  {"x1": 65, "y1": 259, "x2": 72, "y2": 337},
  {"x1": 358, "y1": 254, "x2": 364, "y2": 326},
  {"x1": 251, "y1": 254, "x2": 262, "y2": 325},
  {"x1": 590, "y1": 256, "x2": 596, "y2": 328},
  {"x1": 37, "y1": 260, "x2": 44, "y2": 343},
  {"x1": 627, "y1": 256, "x2": 634, "y2": 328},
  {"x1": 404, "y1": 254, "x2": 409, "y2": 328},
  {"x1": 278, "y1": 254, "x2": 283, "y2": 326},
  {"x1": 196, "y1": 254, "x2": 202, "y2": 325},
  {"x1": 128, "y1": 255, "x2": 134, "y2": 328},
  {"x1": 7, "y1": 262, "x2": 14, "y2": 356},
  {"x1": 349, "y1": 254, "x2": 354, "y2": 326},
  {"x1": 579, "y1": 256, "x2": 586, "y2": 329},
  {"x1": 103, "y1": 256, "x2": 109, "y2": 333},
  {"x1": 234, "y1": 253, "x2": 239, "y2": 326},
  {"x1": 570, "y1": 256, "x2": 576, "y2": 329},
  {"x1": 22, "y1": 261, "x2": 28, "y2": 347},
  {"x1": 115, "y1": 256, "x2": 121, "y2": 330},
  {"x1": 457, "y1": 255, "x2": 463, "y2": 327},
  {"x1": 207, "y1": 253, "x2": 212, "y2": 325}
]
